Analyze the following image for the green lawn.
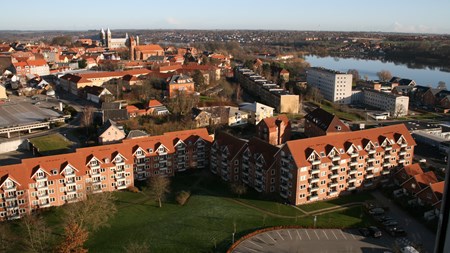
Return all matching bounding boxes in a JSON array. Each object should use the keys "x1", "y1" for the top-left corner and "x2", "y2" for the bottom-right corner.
[
  {"x1": 29, "y1": 133, "x2": 73, "y2": 155},
  {"x1": 312, "y1": 101, "x2": 363, "y2": 121},
  {"x1": 299, "y1": 192, "x2": 374, "y2": 213},
  {"x1": 7, "y1": 171, "x2": 374, "y2": 253}
]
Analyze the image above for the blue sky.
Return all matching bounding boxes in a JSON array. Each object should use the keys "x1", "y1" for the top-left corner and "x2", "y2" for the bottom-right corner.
[{"x1": 2, "y1": 0, "x2": 450, "y2": 33}]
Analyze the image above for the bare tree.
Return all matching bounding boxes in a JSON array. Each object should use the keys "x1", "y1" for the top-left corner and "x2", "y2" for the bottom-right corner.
[
  {"x1": 376, "y1": 70, "x2": 392, "y2": 82},
  {"x1": 21, "y1": 214, "x2": 53, "y2": 253},
  {"x1": 63, "y1": 188, "x2": 117, "y2": 232},
  {"x1": 123, "y1": 241, "x2": 150, "y2": 253},
  {"x1": 0, "y1": 222, "x2": 14, "y2": 253},
  {"x1": 81, "y1": 106, "x2": 96, "y2": 136},
  {"x1": 230, "y1": 183, "x2": 247, "y2": 198},
  {"x1": 347, "y1": 69, "x2": 360, "y2": 84},
  {"x1": 394, "y1": 104, "x2": 406, "y2": 118},
  {"x1": 145, "y1": 176, "x2": 171, "y2": 208}
]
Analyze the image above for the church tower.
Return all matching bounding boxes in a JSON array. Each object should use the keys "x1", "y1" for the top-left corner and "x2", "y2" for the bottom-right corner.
[
  {"x1": 128, "y1": 36, "x2": 137, "y2": 61},
  {"x1": 100, "y1": 28, "x2": 105, "y2": 46},
  {"x1": 106, "y1": 28, "x2": 112, "y2": 48}
]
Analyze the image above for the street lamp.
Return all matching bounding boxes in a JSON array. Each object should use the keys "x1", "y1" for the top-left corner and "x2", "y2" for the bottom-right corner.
[{"x1": 313, "y1": 215, "x2": 317, "y2": 228}]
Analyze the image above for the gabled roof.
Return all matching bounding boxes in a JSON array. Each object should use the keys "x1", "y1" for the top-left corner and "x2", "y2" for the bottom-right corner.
[
  {"x1": 247, "y1": 137, "x2": 279, "y2": 170},
  {"x1": 285, "y1": 124, "x2": 415, "y2": 168},
  {"x1": 214, "y1": 131, "x2": 247, "y2": 160},
  {"x1": 305, "y1": 108, "x2": 350, "y2": 133},
  {"x1": 260, "y1": 114, "x2": 290, "y2": 130},
  {"x1": 413, "y1": 171, "x2": 438, "y2": 187},
  {"x1": 126, "y1": 130, "x2": 149, "y2": 139},
  {"x1": 148, "y1": 99, "x2": 163, "y2": 108}
]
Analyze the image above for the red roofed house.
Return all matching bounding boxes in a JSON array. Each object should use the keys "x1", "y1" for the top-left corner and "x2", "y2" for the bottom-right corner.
[
  {"x1": 12, "y1": 59, "x2": 50, "y2": 76},
  {"x1": 131, "y1": 44, "x2": 164, "y2": 61},
  {"x1": 257, "y1": 115, "x2": 291, "y2": 146},
  {"x1": 401, "y1": 171, "x2": 438, "y2": 196},
  {"x1": 167, "y1": 74, "x2": 195, "y2": 98},
  {"x1": 416, "y1": 181, "x2": 444, "y2": 208},
  {"x1": 394, "y1": 163, "x2": 424, "y2": 185},
  {"x1": 304, "y1": 107, "x2": 351, "y2": 137}
]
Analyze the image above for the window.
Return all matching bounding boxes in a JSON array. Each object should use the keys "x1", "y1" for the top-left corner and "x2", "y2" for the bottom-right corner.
[
  {"x1": 234, "y1": 160, "x2": 239, "y2": 165},
  {"x1": 300, "y1": 176, "x2": 306, "y2": 181}
]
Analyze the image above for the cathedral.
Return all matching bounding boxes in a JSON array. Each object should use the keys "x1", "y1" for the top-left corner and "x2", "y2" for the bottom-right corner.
[{"x1": 99, "y1": 28, "x2": 135, "y2": 49}]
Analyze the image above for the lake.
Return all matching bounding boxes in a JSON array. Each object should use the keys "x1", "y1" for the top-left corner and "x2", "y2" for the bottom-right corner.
[{"x1": 305, "y1": 55, "x2": 450, "y2": 87}]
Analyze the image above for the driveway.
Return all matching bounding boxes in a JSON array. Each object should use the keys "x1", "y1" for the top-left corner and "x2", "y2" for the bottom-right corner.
[{"x1": 371, "y1": 191, "x2": 436, "y2": 253}]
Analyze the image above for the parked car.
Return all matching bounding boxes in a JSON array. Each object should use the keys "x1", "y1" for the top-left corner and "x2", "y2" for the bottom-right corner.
[
  {"x1": 374, "y1": 215, "x2": 394, "y2": 223},
  {"x1": 359, "y1": 228, "x2": 370, "y2": 237},
  {"x1": 369, "y1": 208, "x2": 385, "y2": 215},
  {"x1": 400, "y1": 246, "x2": 419, "y2": 253},
  {"x1": 368, "y1": 226, "x2": 382, "y2": 238},
  {"x1": 382, "y1": 220, "x2": 399, "y2": 227},
  {"x1": 386, "y1": 226, "x2": 407, "y2": 237}
]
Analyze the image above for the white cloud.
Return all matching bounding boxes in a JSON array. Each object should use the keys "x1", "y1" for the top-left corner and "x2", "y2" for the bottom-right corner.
[
  {"x1": 392, "y1": 21, "x2": 436, "y2": 33},
  {"x1": 166, "y1": 17, "x2": 180, "y2": 25}
]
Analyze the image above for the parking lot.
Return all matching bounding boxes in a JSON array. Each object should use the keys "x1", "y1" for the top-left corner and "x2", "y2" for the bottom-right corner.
[{"x1": 232, "y1": 228, "x2": 393, "y2": 253}]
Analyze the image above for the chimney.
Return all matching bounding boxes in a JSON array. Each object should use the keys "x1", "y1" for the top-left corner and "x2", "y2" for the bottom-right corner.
[{"x1": 275, "y1": 119, "x2": 282, "y2": 145}]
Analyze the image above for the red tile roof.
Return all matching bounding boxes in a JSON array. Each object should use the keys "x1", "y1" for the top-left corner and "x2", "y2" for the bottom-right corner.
[
  {"x1": 285, "y1": 124, "x2": 415, "y2": 168},
  {"x1": 148, "y1": 99, "x2": 162, "y2": 108}
]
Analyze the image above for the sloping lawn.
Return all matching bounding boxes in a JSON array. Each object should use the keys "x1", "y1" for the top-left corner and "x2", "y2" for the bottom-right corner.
[{"x1": 299, "y1": 192, "x2": 374, "y2": 213}]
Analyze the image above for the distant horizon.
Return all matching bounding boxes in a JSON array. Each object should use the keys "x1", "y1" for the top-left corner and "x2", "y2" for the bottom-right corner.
[
  {"x1": 1, "y1": 0, "x2": 449, "y2": 34},
  {"x1": 0, "y1": 28, "x2": 448, "y2": 36}
]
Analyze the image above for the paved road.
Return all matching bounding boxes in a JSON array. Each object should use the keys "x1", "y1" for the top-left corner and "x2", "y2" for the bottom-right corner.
[
  {"x1": 232, "y1": 228, "x2": 392, "y2": 253},
  {"x1": 371, "y1": 191, "x2": 436, "y2": 253}
]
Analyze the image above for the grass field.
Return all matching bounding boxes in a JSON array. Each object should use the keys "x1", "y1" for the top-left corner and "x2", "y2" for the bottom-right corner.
[
  {"x1": 8, "y1": 171, "x2": 374, "y2": 253},
  {"x1": 29, "y1": 133, "x2": 73, "y2": 155},
  {"x1": 312, "y1": 101, "x2": 363, "y2": 121}
]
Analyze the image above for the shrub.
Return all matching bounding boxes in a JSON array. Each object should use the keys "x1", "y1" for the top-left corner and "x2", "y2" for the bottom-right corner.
[
  {"x1": 176, "y1": 191, "x2": 191, "y2": 206},
  {"x1": 127, "y1": 186, "x2": 140, "y2": 193}
]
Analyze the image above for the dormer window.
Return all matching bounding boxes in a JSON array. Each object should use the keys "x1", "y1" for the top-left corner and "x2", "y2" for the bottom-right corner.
[
  {"x1": 36, "y1": 171, "x2": 45, "y2": 179},
  {"x1": 148, "y1": 148, "x2": 153, "y2": 153},
  {"x1": 4, "y1": 181, "x2": 13, "y2": 188}
]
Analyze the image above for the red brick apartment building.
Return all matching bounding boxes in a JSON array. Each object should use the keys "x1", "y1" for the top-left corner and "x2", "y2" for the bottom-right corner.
[
  {"x1": 0, "y1": 128, "x2": 212, "y2": 221},
  {"x1": 210, "y1": 124, "x2": 415, "y2": 205}
]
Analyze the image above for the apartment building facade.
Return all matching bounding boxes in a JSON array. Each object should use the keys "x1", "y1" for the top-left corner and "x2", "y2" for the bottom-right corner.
[
  {"x1": 362, "y1": 89, "x2": 409, "y2": 117},
  {"x1": 235, "y1": 68, "x2": 299, "y2": 113},
  {"x1": 278, "y1": 124, "x2": 415, "y2": 205},
  {"x1": 210, "y1": 124, "x2": 416, "y2": 206},
  {"x1": 0, "y1": 128, "x2": 212, "y2": 221},
  {"x1": 306, "y1": 67, "x2": 352, "y2": 104},
  {"x1": 257, "y1": 115, "x2": 291, "y2": 146}
]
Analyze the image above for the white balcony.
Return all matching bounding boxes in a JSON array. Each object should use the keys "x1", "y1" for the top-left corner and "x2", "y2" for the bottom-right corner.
[
  {"x1": 309, "y1": 177, "x2": 320, "y2": 184},
  {"x1": 221, "y1": 168, "x2": 228, "y2": 175},
  {"x1": 332, "y1": 156, "x2": 340, "y2": 161},
  {"x1": 384, "y1": 154, "x2": 391, "y2": 159},
  {"x1": 40, "y1": 200, "x2": 51, "y2": 208},
  {"x1": 255, "y1": 178, "x2": 263, "y2": 185},
  {"x1": 281, "y1": 174, "x2": 289, "y2": 181},
  {"x1": 349, "y1": 161, "x2": 358, "y2": 167},
  {"x1": 65, "y1": 180, "x2": 76, "y2": 186},
  {"x1": 255, "y1": 170, "x2": 263, "y2": 177},
  {"x1": 347, "y1": 186, "x2": 356, "y2": 191},
  {"x1": 399, "y1": 151, "x2": 407, "y2": 156},
  {"x1": 383, "y1": 163, "x2": 390, "y2": 167},
  {"x1": 328, "y1": 191, "x2": 338, "y2": 196},
  {"x1": 311, "y1": 160, "x2": 321, "y2": 165},
  {"x1": 6, "y1": 204, "x2": 19, "y2": 211},
  {"x1": 255, "y1": 185, "x2": 263, "y2": 193},
  {"x1": 385, "y1": 146, "x2": 392, "y2": 151},
  {"x1": 349, "y1": 169, "x2": 357, "y2": 175},
  {"x1": 311, "y1": 168, "x2": 320, "y2": 174},
  {"x1": 308, "y1": 195, "x2": 319, "y2": 201},
  {"x1": 91, "y1": 169, "x2": 101, "y2": 175},
  {"x1": 280, "y1": 184, "x2": 288, "y2": 191},
  {"x1": 117, "y1": 184, "x2": 127, "y2": 190},
  {"x1": 351, "y1": 153, "x2": 358, "y2": 157},
  {"x1": 66, "y1": 188, "x2": 77, "y2": 194},
  {"x1": 365, "y1": 174, "x2": 374, "y2": 179},
  {"x1": 281, "y1": 157, "x2": 290, "y2": 164},
  {"x1": 280, "y1": 191, "x2": 288, "y2": 198},
  {"x1": 330, "y1": 165, "x2": 340, "y2": 170},
  {"x1": 38, "y1": 192, "x2": 49, "y2": 199},
  {"x1": 382, "y1": 170, "x2": 390, "y2": 175},
  {"x1": 368, "y1": 149, "x2": 376, "y2": 154},
  {"x1": 309, "y1": 186, "x2": 319, "y2": 192},
  {"x1": 4, "y1": 194, "x2": 17, "y2": 201},
  {"x1": 367, "y1": 158, "x2": 376, "y2": 163},
  {"x1": 242, "y1": 177, "x2": 249, "y2": 184},
  {"x1": 348, "y1": 178, "x2": 357, "y2": 183},
  {"x1": 329, "y1": 182, "x2": 338, "y2": 188},
  {"x1": 221, "y1": 161, "x2": 228, "y2": 167},
  {"x1": 330, "y1": 173, "x2": 339, "y2": 179},
  {"x1": 398, "y1": 159, "x2": 406, "y2": 164},
  {"x1": 3, "y1": 186, "x2": 16, "y2": 192},
  {"x1": 400, "y1": 143, "x2": 407, "y2": 148},
  {"x1": 35, "y1": 176, "x2": 46, "y2": 182},
  {"x1": 366, "y1": 166, "x2": 374, "y2": 171}
]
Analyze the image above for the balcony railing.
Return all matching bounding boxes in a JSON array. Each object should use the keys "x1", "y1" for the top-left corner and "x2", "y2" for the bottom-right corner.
[
  {"x1": 349, "y1": 169, "x2": 357, "y2": 175},
  {"x1": 399, "y1": 151, "x2": 407, "y2": 156},
  {"x1": 365, "y1": 174, "x2": 374, "y2": 179},
  {"x1": 309, "y1": 186, "x2": 320, "y2": 192},
  {"x1": 348, "y1": 178, "x2": 357, "y2": 183},
  {"x1": 35, "y1": 176, "x2": 46, "y2": 182},
  {"x1": 349, "y1": 161, "x2": 358, "y2": 167},
  {"x1": 382, "y1": 170, "x2": 390, "y2": 175},
  {"x1": 328, "y1": 190, "x2": 338, "y2": 196},
  {"x1": 332, "y1": 155, "x2": 340, "y2": 161},
  {"x1": 384, "y1": 154, "x2": 391, "y2": 159},
  {"x1": 330, "y1": 165, "x2": 340, "y2": 170},
  {"x1": 398, "y1": 159, "x2": 406, "y2": 164},
  {"x1": 311, "y1": 160, "x2": 321, "y2": 165},
  {"x1": 280, "y1": 191, "x2": 288, "y2": 198},
  {"x1": 329, "y1": 173, "x2": 339, "y2": 179},
  {"x1": 368, "y1": 149, "x2": 376, "y2": 154},
  {"x1": 385, "y1": 146, "x2": 392, "y2": 151},
  {"x1": 367, "y1": 158, "x2": 376, "y2": 163},
  {"x1": 309, "y1": 177, "x2": 320, "y2": 184},
  {"x1": 347, "y1": 186, "x2": 356, "y2": 191},
  {"x1": 311, "y1": 167, "x2": 320, "y2": 174},
  {"x1": 308, "y1": 195, "x2": 319, "y2": 201},
  {"x1": 400, "y1": 143, "x2": 407, "y2": 148},
  {"x1": 329, "y1": 182, "x2": 338, "y2": 188},
  {"x1": 351, "y1": 153, "x2": 358, "y2": 157},
  {"x1": 366, "y1": 166, "x2": 374, "y2": 171}
]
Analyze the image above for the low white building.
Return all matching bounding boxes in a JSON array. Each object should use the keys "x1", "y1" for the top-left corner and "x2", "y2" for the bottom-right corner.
[
  {"x1": 239, "y1": 102, "x2": 274, "y2": 125},
  {"x1": 363, "y1": 89, "x2": 409, "y2": 117}
]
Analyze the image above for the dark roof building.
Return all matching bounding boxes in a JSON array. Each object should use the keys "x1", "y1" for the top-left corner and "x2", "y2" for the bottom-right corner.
[{"x1": 304, "y1": 107, "x2": 351, "y2": 137}]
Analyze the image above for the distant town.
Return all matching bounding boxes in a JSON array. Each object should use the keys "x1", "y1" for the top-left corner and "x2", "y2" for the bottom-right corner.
[{"x1": 0, "y1": 28, "x2": 450, "y2": 253}]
